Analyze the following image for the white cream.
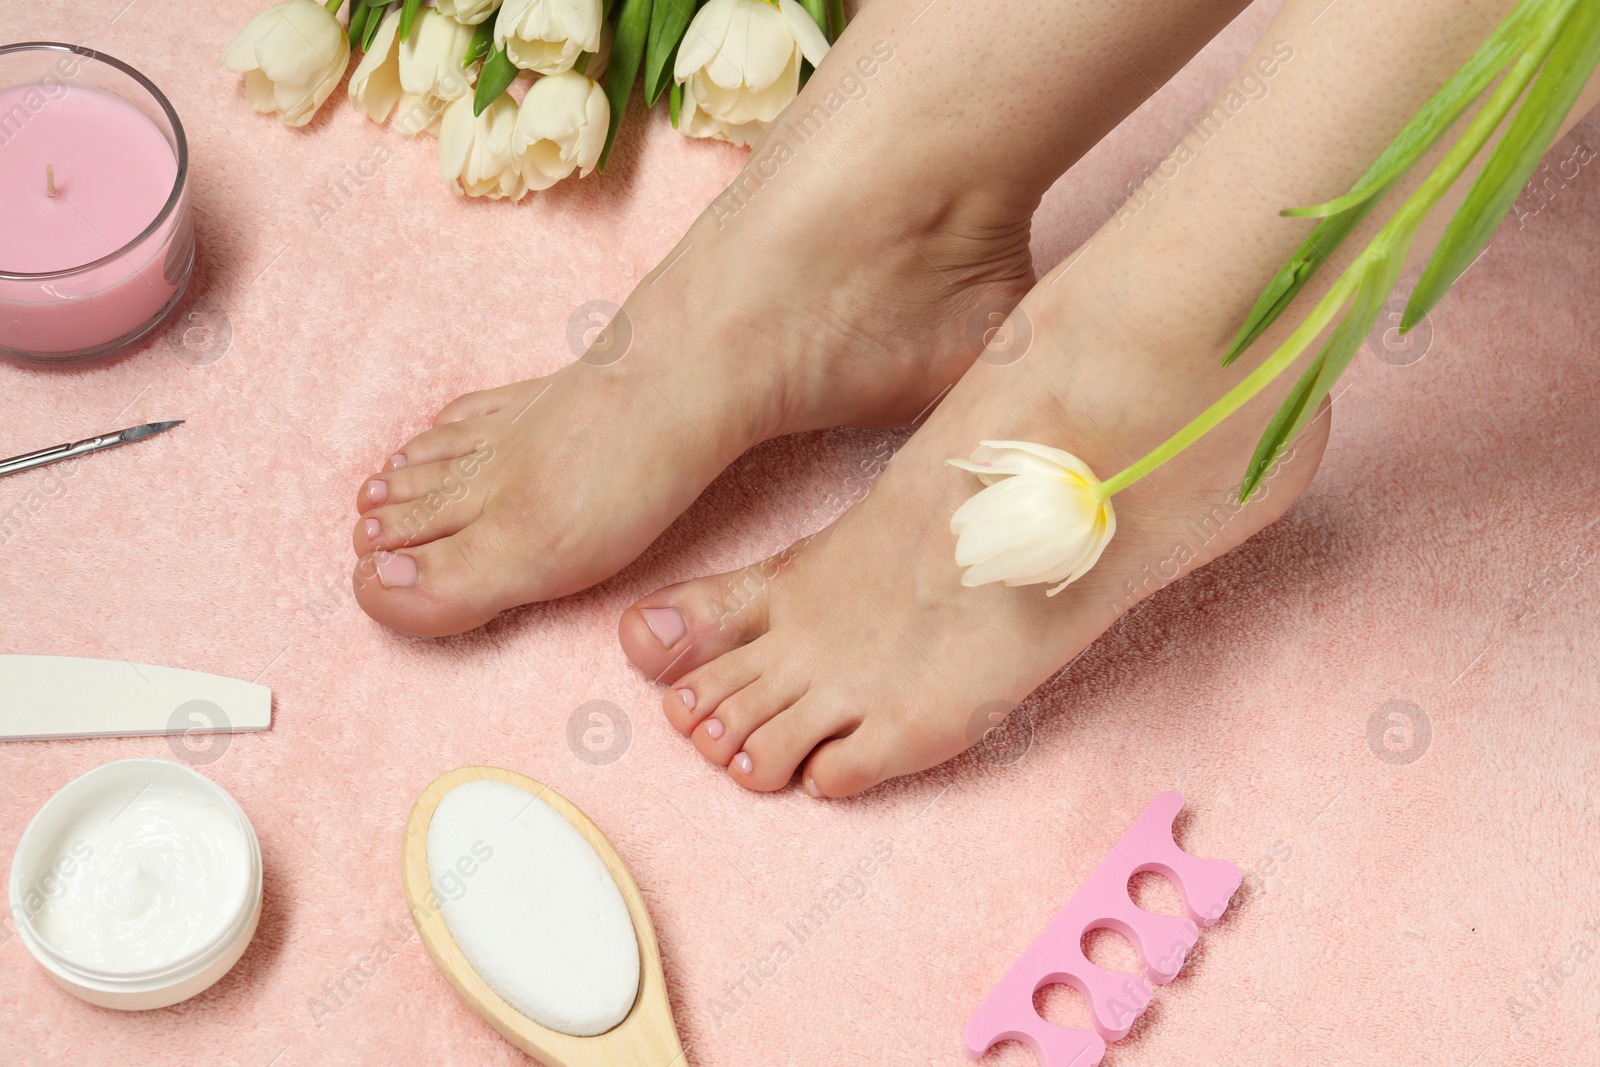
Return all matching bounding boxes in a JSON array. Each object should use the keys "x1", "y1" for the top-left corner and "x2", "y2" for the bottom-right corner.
[
  {"x1": 27, "y1": 783, "x2": 250, "y2": 973},
  {"x1": 428, "y1": 780, "x2": 640, "y2": 1037},
  {"x1": 11, "y1": 759, "x2": 262, "y2": 1009}
]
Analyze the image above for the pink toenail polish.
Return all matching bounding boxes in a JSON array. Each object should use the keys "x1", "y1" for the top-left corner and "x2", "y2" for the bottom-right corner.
[
  {"x1": 704, "y1": 718, "x2": 724, "y2": 740},
  {"x1": 363, "y1": 518, "x2": 380, "y2": 540},
  {"x1": 641, "y1": 607, "x2": 686, "y2": 647},
  {"x1": 803, "y1": 776, "x2": 821, "y2": 798},
  {"x1": 367, "y1": 479, "x2": 388, "y2": 505},
  {"x1": 374, "y1": 551, "x2": 417, "y2": 587},
  {"x1": 676, "y1": 688, "x2": 696, "y2": 711},
  {"x1": 388, "y1": 454, "x2": 407, "y2": 470},
  {"x1": 733, "y1": 752, "x2": 753, "y2": 776}
]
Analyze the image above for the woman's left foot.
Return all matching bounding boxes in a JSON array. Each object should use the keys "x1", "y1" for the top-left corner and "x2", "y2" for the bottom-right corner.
[{"x1": 616, "y1": 268, "x2": 1328, "y2": 796}]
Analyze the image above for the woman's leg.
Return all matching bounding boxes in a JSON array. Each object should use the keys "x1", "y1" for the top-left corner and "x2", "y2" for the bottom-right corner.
[
  {"x1": 619, "y1": 0, "x2": 1600, "y2": 795},
  {"x1": 349, "y1": 0, "x2": 1251, "y2": 636}
]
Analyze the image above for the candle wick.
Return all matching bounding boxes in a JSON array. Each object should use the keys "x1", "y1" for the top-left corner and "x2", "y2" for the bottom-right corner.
[{"x1": 46, "y1": 163, "x2": 56, "y2": 198}]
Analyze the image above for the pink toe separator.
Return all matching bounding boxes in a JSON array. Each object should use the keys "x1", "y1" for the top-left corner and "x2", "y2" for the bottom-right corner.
[{"x1": 963, "y1": 792, "x2": 1241, "y2": 1066}]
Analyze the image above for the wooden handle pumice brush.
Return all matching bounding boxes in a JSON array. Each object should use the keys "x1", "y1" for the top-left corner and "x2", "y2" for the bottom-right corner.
[{"x1": 403, "y1": 766, "x2": 686, "y2": 1067}]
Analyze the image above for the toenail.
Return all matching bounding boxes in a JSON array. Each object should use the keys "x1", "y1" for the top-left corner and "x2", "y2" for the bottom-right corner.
[
  {"x1": 367, "y1": 479, "x2": 388, "y2": 505},
  {"x1": 733, "y1": 752, "x2": 753, "y2": 776},
  {"x1": 803, "y1": 776, "x2": 821, "y2": 798},
  {"x1": 704, "y1": 717, "x2": 724, "y2": 740},
  {"x1": 641, "y1": 606, "x2": 686, "y2": 647},
  {"x1": 388, "y1": 454, "x2": 407, "y2": 470},
  {"x1": 363, "y1": 518, "x2": 380, "y2": 540},
  {"x1": 676, "y1": 688, "x2": 696, "y2": 711},
  {"x1": 374, "y1": 551, "x2": 417, "y2": 587}
]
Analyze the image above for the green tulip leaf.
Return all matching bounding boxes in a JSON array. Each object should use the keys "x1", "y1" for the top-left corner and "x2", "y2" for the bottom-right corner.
[
  {"x1": 348, "y1": 0, "x2": 371, "y2": 48},
  {"x1": 1221, "y1": 0, "x2": 1560, "y2": 368},
  {"x1": 474, "y1": 46, "x2": 518, "y2": 116},
  {"x1": 1407, "y1": 0, "x2": 1600, "y2": 327},
  {"x1": 463, "y1": 16, "x2": 496, "y2": 69},
  {"x1": 799, "y1": 0, "x2": 826, "y2": 37},
  {"x1": 1239, "y1": 247, "x2": 1402, "y2": 502},
  {"x1": 644, "y1": 0, "x2": 695, "y2": 108},
  {"x1": 361, "y1": 2, "x2": 388, "y2": 51},
  {"x1": 599, "y1": 0, "x2": 653, "y2": 171},
  {"x1": 825, "y1": 0, "x2": 845, "y2": 42},
  {"x1": 399, "y1": 0, "x2": 422, "y2": 42}
]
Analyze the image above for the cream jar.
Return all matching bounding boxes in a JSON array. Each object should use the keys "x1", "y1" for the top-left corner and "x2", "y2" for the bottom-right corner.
[{"x1": 8, "y1": 758, "x2": 262, "y2": 1009}]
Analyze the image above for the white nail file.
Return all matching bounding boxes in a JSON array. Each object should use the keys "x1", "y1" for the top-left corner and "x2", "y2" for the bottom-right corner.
[{"x1": 0, "y1": 656, "x2": 271, "y2": 742}]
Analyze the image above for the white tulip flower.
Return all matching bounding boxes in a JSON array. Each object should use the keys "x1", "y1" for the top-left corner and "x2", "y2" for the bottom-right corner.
[
  {"x1": 948, "y1": 442, "x2": 1117, "y2": 596},
  {"x1": 513, "y1": 71, "x2": 608, "y2": 190},
  {"x1": 439, "y1": 94, "x2": 527, "y2": 199},
  {"x1": 674, "y1": 0, "x2": 828, "y2": 146},
  {"x1": 221, "y1": 0, "x2": 351, "y2": 128},
  {"x1": 436, "y1": 0, "x2": 500, "y2": 26},
  {"x1": 495, "y1": 0, "x2": 604, "y2": 75},
  {"x1": 350, "y1": 10, "x2": 478, "y2": 133}
]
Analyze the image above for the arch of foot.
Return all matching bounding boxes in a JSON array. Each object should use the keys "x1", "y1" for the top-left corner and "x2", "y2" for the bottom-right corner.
[{"x1": 964, "y1": 792, "x2": 1243, "y2": 1066}]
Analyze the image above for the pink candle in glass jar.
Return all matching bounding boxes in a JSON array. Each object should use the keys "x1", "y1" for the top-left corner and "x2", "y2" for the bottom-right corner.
[{"x1": 0, "y1": 43, "x2": 193, "y2": 365}]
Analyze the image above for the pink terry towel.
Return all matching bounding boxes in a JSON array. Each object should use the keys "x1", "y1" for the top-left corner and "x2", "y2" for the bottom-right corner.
[{"x1": 2, "y1": 2, "x2": 1597, "y2": 1064}]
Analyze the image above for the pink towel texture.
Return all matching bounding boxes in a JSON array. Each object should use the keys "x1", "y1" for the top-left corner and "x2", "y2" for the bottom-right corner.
[{"x1": 3, "y1": 2, "x2": 1598, "y2": 1064}]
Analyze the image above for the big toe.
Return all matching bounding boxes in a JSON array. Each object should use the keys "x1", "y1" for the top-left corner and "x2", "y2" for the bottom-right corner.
[
  {"x1": 352, "y1": 522, "x2": 519, "y2": 637},
  {"x1": 618, "y1": 562, "x2": 774, "y2": 684}
]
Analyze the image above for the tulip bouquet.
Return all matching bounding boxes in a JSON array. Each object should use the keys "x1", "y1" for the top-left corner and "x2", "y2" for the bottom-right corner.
[
  {"x1": 221, "y1": 0, "x2": 842, "y2": 198},
  {"x1": 951, "y1": 0, "x2": 1600, "y2": 596}
]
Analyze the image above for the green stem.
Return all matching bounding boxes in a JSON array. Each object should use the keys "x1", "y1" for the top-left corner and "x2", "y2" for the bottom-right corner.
[
  {"x1": 825, "y1": 0, "x2": 846, "y2": 42},
  {"x1": 1094, "y1": 5, "x2": 1570, "y2": 502},
  {"x1": 1094, "y1": 271, "x2": 1357, "y2": 500},
  {"x1": 326, "y1": 0, "x2": 344, "y2": 14}
]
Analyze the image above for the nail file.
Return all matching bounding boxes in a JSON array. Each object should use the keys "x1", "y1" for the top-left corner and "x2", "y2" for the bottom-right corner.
[
  {"x1": 964, "y1": 792, "x2": 1242, "y2": 1066},
  {"x1": 0, "y1": 656, "x2": 271, "y2": 741}
]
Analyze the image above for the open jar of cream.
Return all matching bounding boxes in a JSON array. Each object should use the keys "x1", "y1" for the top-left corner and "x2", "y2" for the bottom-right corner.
[{"x1": 8, "y1": 759, "x2": 262, "y2": 1009}]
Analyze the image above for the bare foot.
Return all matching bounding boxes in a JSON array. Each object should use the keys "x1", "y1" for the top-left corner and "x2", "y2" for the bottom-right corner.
[
  {"x1": 347, "y1": 0, "x2": 1263, "y2": 637},
  {"x1": 614, "y1": 0, "x2": 1568, "y2": 795},
  {"x1": 615, "y1": 272, "x2": 1330, "y2": 794},
  {"x1": 349, "y1": 149, "x2": 1033, "y2": 636}
]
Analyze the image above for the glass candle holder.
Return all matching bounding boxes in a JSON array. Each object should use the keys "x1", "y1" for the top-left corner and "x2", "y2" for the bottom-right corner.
[{"x1": 0, "y1": 43, "x2": 194, "y2": 366}]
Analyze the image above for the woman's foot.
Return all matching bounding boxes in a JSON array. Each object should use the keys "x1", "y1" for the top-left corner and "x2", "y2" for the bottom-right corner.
[
  {"x1": 616, "y1": 0, "x2": 1563, "y2": 795},
  {"x1": 350, "y1": 150, "x2": 1034, "y2": 637},
  {"x1": 349, "y1": 0, "x2": 1255, "y2": 637},
  {"x1": 615, "y1": 274, "x2": 1330, "y2": 795}
]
